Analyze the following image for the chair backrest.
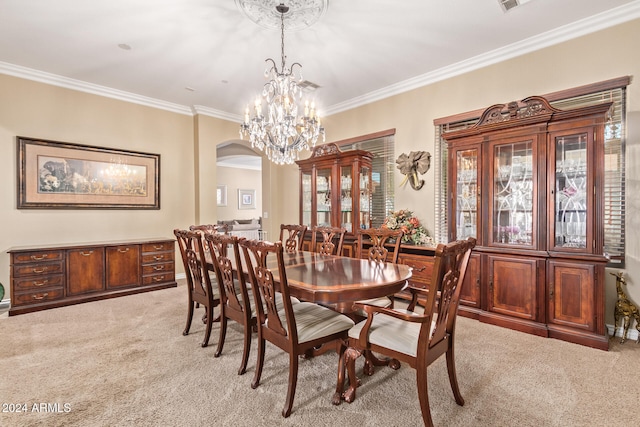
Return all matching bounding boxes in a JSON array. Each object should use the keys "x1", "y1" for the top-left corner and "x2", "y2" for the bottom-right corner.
[
  {"x1": 311, "y1": 226, "x2": 346, "y2": 256},
  {"x1": 239, "y1": 239, "x2": 298, "y2": 343},
  {"x1": 421, "y1": 237, "x2": 476, "y2": 352},
  {"x1": 279, "y1": 224, "x2": 307, "y2": 253},
  {"x1": 204, "y1": 232, "x2": 249, "y2": 315},
  {"x1": 174, "y1": 228, "x2": 216, "y2": 304},
  {"x1": 356, "y1": 227, "x2": 403, "y2": 263}
]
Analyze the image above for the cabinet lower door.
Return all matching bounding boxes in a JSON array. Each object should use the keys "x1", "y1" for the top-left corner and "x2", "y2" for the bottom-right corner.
[
  {"x1": 547, "y1": 260, "x2": 595, "y2": 331},
  {"x1": 106, "y1": 245, "x2": 141, "y2": 288},
  {"x1": 459, "y1": 253, "x2": 481, "y2": 308},
  {"x1": 487, "y1": 255, "x2": 541, "y2": 321},
  {"x1": 67, "y1": 247, "x2": 105, "y2": 295}
]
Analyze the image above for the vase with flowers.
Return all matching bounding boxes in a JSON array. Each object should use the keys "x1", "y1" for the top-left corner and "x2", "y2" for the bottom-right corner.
[{"x1": 382, "y1": 209, "x2": 433, "y2": 245}]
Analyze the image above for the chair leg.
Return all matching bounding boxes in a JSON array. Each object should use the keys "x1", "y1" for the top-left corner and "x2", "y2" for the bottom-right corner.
[
  {"x1": 332, "y1": 346, "x2": 347, "y2": 405},
  {"x1": 282, "y1": 353, "x2": 299, "y2": 418},
  {"x1": 446, "y1": 346, "x2": 465, "y2": 406},
  {"x1": 416, "y1": 365, "x2": 434, "y2": 427},
  {"x1": 201, "y1": 305, "x2": 214, "y2": 348},
  {"x1": 238, "y1": 321, "x2": 252, "y2": 375},
  {"x1": 251, "y1": 335, "x2": 266, "y2": 389},
  {"x1": 214, "y1": 313, "x2": 227, "y2": 357},
  {"x1": 183, "y1": 300, "x2": 194, "y2": 336},
  {"x1": 343, "y1": 347, "x2": 362, "y2": 403}
]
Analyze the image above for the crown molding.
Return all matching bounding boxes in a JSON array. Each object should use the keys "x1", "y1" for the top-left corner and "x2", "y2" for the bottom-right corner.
[
  {"x1": 192, "y1": 105, "x2": 243, "y2": 122},
  {"x1": 1, "y1": 1, "x2": 638, "y2": 120},
  {"x1": 0, "y1": 61, "x2": 193, "y2": 116},
  {"x1": 324, "y1": 1, "x2": 640, "y2": 116}
]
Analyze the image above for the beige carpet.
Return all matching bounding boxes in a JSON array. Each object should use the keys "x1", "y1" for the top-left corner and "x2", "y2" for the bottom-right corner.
[{"x1": 1, "y1": 282, "x2": 638, "y2": 427}]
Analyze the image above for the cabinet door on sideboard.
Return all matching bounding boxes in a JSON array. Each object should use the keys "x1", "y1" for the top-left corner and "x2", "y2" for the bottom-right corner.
[
  {"x1": 106, "y1": 244, "x2": 141, "y2": 288},
  {"x1": 67, "y1": 247, "x2": 105, "y2": 296}
]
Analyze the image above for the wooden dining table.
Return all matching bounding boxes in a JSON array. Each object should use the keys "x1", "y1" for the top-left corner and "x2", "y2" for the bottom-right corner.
[{"x1": 206, "y1": 249, "x2": 412, "y2": 313}]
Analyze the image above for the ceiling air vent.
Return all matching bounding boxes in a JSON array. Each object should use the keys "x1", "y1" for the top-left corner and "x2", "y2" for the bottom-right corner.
[
  {"x1": 499, "y1": 0, "x2": 531, "y2": 13},
  {"x1": 299, "y1": 80, "x2": 320, "y2": 93}
]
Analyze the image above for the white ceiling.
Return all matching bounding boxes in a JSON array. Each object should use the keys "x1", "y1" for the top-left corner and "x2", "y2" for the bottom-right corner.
[{"x1": 0, "y1": 0, "x2": 638, "y2": 122}]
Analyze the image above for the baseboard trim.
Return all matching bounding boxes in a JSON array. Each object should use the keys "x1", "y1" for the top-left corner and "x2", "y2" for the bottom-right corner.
[{"x1": 607, "y1": 323, "x2": 639, "y2": 342}]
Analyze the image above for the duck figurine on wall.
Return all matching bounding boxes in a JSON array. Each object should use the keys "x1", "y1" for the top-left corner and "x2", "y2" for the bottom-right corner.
[{"x1": 396, "y1": 151, "x2": 431, "y2": 190}]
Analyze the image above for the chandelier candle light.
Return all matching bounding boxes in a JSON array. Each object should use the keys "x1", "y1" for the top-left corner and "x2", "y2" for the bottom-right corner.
[{"x1": 239, "y1": 2, "x2": 325, "y2": 165}]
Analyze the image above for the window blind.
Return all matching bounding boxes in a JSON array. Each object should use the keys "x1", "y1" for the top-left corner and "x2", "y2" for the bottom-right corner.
[{"x1": 341, "y1": 134, "x2": 395, "y2": 228}]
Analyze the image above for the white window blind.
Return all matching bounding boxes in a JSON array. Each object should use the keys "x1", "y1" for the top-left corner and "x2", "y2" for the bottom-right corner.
[{"x1": 340, "y1": 134, "x2": 395, "y2": 228}]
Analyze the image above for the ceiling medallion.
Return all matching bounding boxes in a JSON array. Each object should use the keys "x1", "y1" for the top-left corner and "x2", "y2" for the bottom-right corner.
[{"x1": 235, "y1": 0, "x2": 328, "y2": 31}]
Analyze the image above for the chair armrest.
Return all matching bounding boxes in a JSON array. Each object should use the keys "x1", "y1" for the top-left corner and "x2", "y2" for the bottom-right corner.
[
  {"x1": 406, "y1": 285, "x2": 429, "y2": 311},
  {"x1": 352, "y1": 301, "x2": 431, "y2": 348}
]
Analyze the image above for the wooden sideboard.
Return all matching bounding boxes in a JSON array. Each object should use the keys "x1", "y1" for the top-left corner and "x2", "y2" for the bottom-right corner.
[{"x1": 8, "y1": 238, "x2": 176, "y2": 316}]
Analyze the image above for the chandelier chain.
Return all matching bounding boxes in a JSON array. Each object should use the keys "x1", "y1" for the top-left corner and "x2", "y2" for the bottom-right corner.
[{"x1": 280, "y1": 11, "x2": 286, "y2": 71}]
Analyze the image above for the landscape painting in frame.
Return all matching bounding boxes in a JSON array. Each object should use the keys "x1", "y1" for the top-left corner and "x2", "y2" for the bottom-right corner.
[{"x1": 17, "y1": 137, "x2": 160, "y2": 209}]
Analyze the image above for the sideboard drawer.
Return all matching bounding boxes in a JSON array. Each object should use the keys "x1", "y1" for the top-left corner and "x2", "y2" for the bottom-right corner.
[
  {"x1": 398, "y1": 253, "x2": 433, "y2": 288},
  {"x1": 142, "y1": 272, "x2": 175, "y2": 285},
  {"x1": 142, "y1": 242, "x2": 174, "y2": 253},
  {"x1": 14, "y1": 274, "x2": 65, "y2": 291},
  {"x1": 142, "y1": 262, "x2": 174, "y2": 275},
  {"x1": 13, "y1": 261, "x2": 65, "y2": 277},
  {"x1": 141, "y1": 251, "x2": 174, "y2": 264},
  {"x1": 12, "y1": 250, "x2": 64, "y2": 264},
  {"x1": 13, "y1": 288, "x2": 65, "y2": 306}
]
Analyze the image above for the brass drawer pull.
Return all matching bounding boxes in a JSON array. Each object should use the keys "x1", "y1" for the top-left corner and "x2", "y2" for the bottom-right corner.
[
  {"x1": 80, "y1": 251, "x2": 94, "y2": 256},
  {"x1": 118, "y1": 247, "x2": 130, "y2": 253},
  {"x1": 153, "y1": 265, "x2": 165, "y2": 271},
  {"x1": 32, "y1": 293, "x2": 49, "y2": 300},
  {"x1": 154, "y1": 245, "x2": 164, "y2": 250},
  {"x1": 153, "y1": 276, "x2": 165, "y2": 282},
  {"x1": 32, "y1": 267, "x2": 48, "y2": 273},
  {"x1": 33, "y1": 280, "x2": 49, "y2": 287},
  {"x1": 153, "y1": 255, "x2": 165, "y2": 261},
  {"x1": 412, "y1": 266, "x2": 426, "y2": 272},
  {"x1": 30, "y1": 254, "x2": 48, "y2": 260}
]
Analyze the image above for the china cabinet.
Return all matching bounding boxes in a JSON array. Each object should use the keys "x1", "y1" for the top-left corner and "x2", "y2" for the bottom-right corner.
[
  {"x1": 296, "y1": 143, "x2": 373, "y2": 236},
  {"x1": 443, "y1": 96, "x2": 612, "y2": 349}
]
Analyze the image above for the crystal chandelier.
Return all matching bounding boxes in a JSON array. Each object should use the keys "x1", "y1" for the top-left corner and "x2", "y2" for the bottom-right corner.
[{"x1": 239, "y1": 3, "x2": 325, "y2": 165}]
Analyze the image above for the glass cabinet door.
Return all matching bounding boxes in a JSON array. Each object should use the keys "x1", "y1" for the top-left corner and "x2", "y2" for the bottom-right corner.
[
  {"x1": 339, "y1": 165, "x2": 353, "y2": 232},
  {"x1": 359, "y1": 166, "x2": 372, "y2": 230},
  {"x1": 454, "y1": 148, "x2": 479, "y2": 240},
  {"x1": 316, "y1": 167, "x2": 332, "y2": 227},
  {"x1": 492, "y1": 140, "x2": 534, "y2": 246},
  {"x1": 301, "y1": 171, "x2": 312, "y2": 227},
  {"x1": 553, "y1": 132, "x2": 589, "y2": 250}
]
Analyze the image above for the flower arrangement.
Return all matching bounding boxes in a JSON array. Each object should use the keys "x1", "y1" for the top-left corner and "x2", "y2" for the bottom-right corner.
[{"x1": 382, "y1": 209, "x2": 433, "y2": 245}]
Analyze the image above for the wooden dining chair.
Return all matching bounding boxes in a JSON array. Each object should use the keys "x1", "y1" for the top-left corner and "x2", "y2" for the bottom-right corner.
[
  {"x1": 204, "y1": 233, "x2": 255, "y2": 375},
  {"x1": 310, "y1": 226, "x2": 346, "y2": 255},
  {"x1": 174, "y1": 229, "x2": 220, "y2": 348},
  {"x1": 279, "y1": 224, "x2": 307, "y2": 252},
  {"x1": 239, "y1": 239, "x2": 355, "y2": 418},
  {"x1": 354, "y1": 227, "x2": 405, "y2": 310},
  {"x1": 334, "y1": 237, "x2": 476, "y2": 427}
]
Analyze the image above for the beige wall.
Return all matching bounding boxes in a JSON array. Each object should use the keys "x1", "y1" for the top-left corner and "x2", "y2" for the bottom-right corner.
[
  {"x1": 216, "y1": 165, "x2": 262, "y2": 220},
  {"x1": 318, "y1": 19, "x2": 640, "y2": 323},
  {"x1": 1, "y1": 19, "x2": 639, "y2": 327}
]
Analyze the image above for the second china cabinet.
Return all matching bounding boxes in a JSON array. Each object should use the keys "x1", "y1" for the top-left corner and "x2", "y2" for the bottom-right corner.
[
  {"x1": 296, "y1": 143, "x2": 373, "y2": 235},
  {"x1": 443, "y1": 96, "x2": 612, "y2": 349}
]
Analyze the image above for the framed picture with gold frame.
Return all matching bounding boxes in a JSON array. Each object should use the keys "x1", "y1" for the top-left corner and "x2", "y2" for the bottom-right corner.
[{"x1": 17, "y1": 136, "x2": 160, "y2": 209}]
